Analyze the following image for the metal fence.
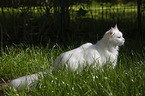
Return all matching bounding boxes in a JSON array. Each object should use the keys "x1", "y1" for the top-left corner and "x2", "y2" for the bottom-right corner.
[{"x1": 0, "y1": 0, "x2": 144, "y2": 47}]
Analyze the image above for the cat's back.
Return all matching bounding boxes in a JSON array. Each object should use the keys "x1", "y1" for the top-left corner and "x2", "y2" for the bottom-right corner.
[
  {"x1": 62, "y1": 43, "x2": 93, "y2": 55},
  {"x1": 80, "y1": 43, "x2": 93, "y2": 49},
  {"x1": 53, "y1": 43, "x2": 93, "y2": 67},
  {"x1": 85, "y1": 44, "x2": 101, "y2": 58},
  {"x1": 62, "y1": 43, "x2": 93, "y2": 59}
]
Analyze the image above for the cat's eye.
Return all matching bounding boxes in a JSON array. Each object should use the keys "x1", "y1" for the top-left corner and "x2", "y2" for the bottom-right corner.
[{"x1": 118, "y1": 37, "x2": 121, "y2": 38}]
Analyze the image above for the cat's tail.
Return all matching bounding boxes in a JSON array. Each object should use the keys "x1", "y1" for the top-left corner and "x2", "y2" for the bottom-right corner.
[{"x1": 9, "y1": 68, "x2": 53, "y2": 91}]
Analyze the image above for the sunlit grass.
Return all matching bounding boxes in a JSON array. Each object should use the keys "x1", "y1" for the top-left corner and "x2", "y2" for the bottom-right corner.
[
  {"x1": 0, "y1": 2, "x2": 138, "y2": 19},
  {"x1": 0, "y1": 2, "x2": 144, "y2": 95},
  {"x1": 0, "y1": 44, "x2": 144, "y2": 95}
]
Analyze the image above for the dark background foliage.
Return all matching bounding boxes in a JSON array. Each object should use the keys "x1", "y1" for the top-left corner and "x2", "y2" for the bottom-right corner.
[{"x1": 0, "y1": 0, "x2": 144, "y2": 49}]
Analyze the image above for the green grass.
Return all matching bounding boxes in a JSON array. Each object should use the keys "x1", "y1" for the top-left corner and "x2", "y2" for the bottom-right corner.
[
  {"x1": 0, "y1": 44, "x2": 145, "y2": 95},
  {"x1": 0, "y1": 2, "x2": 144, "y2": 94}
]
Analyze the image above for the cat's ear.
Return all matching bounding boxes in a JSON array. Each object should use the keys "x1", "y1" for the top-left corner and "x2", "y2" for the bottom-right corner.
[
  {"x1": 114, "y1": 24, "x2": 118, "y2": 29},
  {"x1": 108, "y1": 30, "x2": 113, "y2": 37}
]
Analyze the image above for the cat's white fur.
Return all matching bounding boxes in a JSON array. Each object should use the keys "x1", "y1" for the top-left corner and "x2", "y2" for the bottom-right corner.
[
  {"x1": 9, "y1": 25, "x2": 125, "y2": 90},
  {"x1": 53, "y1": 25, "x2": 125, "y2": 70}
]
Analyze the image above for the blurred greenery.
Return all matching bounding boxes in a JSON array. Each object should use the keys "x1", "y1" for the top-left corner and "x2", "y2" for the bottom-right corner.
[{"x1": 0, "y1": 1, "x2": 144, "y2": 47}]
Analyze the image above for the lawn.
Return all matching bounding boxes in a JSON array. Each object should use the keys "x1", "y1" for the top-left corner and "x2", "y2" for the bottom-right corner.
[
  {"x1": 0, "y1": 2, "x2": 144, "y2": 95},
  {"x1": 0, "y1": 43, "x2": 144, "y2": 95}
]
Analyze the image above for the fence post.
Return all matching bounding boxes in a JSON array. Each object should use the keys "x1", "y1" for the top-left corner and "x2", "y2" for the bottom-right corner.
[
  {"x1": 61, "y1": 0, "x2": 65, "y2": 45},
  {"x1": 101, "y1": 2, "x2": 103, "y2": 21},
  {"x1": 137, "y1": 0, "x2": 142, "y2": 40}
]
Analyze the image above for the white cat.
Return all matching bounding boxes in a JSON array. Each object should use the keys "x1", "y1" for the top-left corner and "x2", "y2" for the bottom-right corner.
[
  {"x1": 53, "y1": 24, "x2": 125, "y2": 70},
  {"x1": 9, "y1": 25, "x2": 125, "y2": 90}
]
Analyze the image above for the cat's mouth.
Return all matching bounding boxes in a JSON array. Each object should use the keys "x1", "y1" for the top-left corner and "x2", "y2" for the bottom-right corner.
[
  {"x1": 120, "y1": 38, "x2": 125, "y2": 46},
  {"x1": 120, "y1": 41, "x2": 125, "y2": 46}
]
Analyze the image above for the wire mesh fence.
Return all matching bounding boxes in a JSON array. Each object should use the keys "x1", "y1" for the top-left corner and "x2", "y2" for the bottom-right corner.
[{"x1": 0, "y1": 0, "x2": 144, "y2": 47}]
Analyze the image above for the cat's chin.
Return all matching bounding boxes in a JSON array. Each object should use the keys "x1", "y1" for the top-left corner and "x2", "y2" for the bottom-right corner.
[
  {"x1": 119, "y1": 41, "x2": 125, "y2": 46},
  {"x1": 109, "y1": 40, "x2": 124, "y2": 47}
]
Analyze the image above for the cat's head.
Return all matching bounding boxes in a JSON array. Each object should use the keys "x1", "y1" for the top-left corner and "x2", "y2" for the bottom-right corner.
[{"x1": 103, "y1": 25, "x2": 125, "y2": 46}]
